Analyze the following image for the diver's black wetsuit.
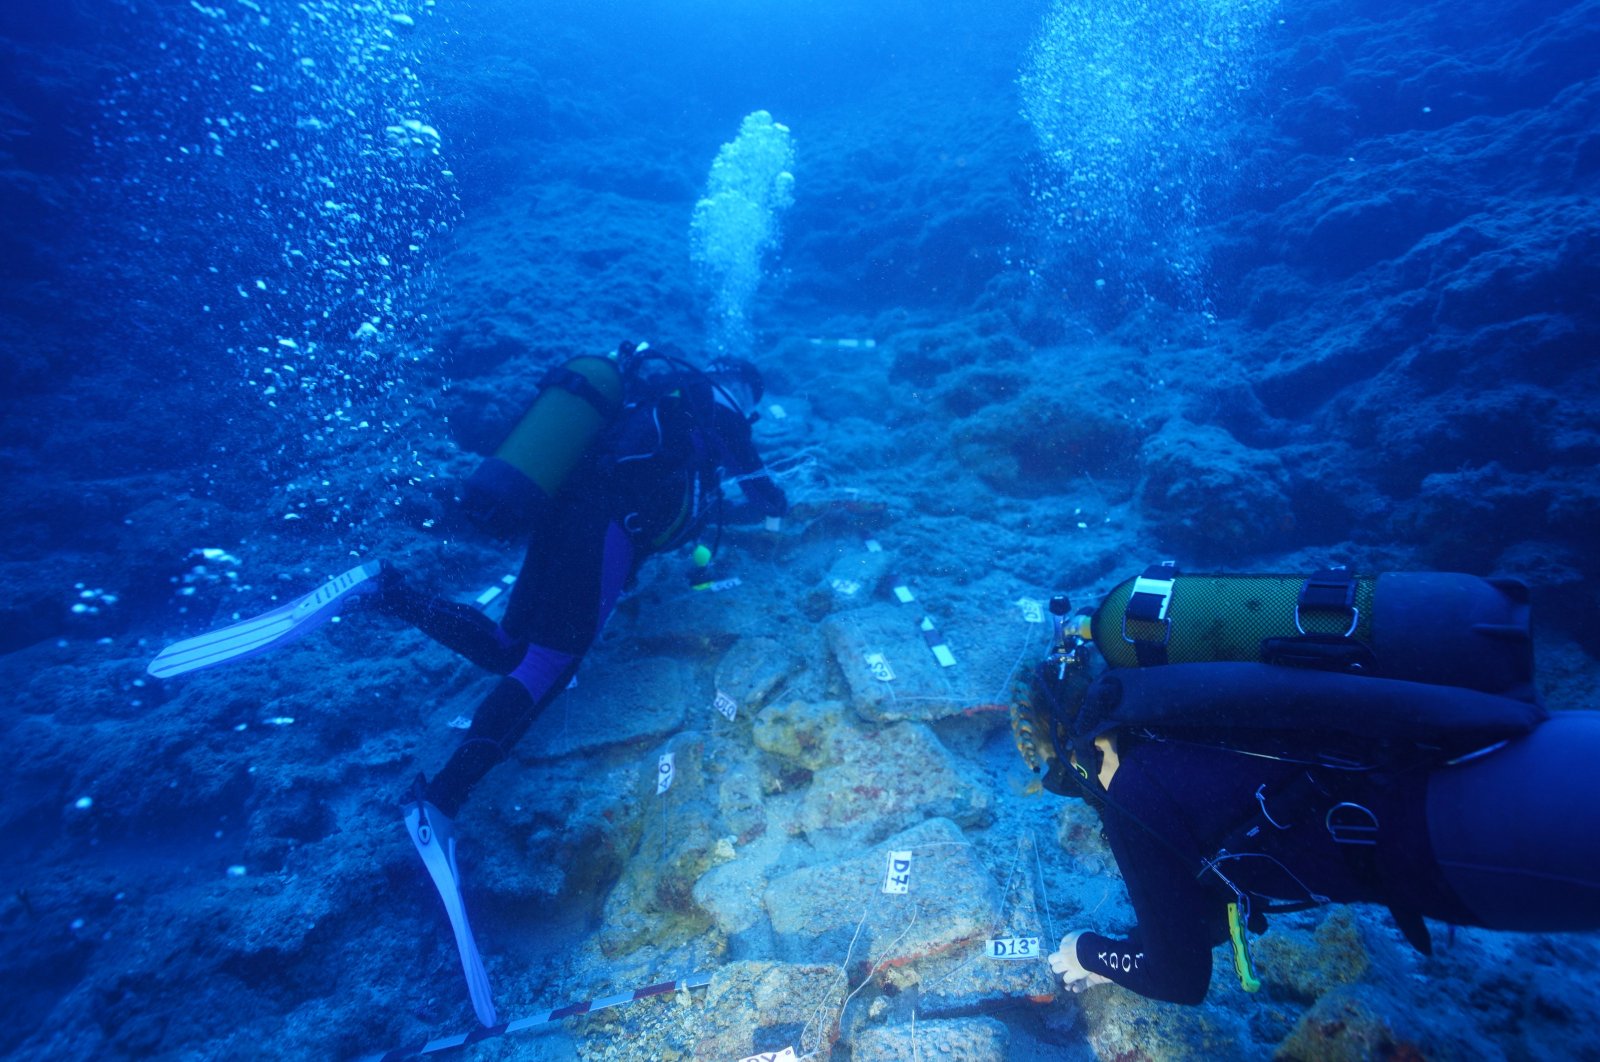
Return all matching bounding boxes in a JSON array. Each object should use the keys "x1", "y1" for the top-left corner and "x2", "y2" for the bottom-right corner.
[
  {"x1": 1075, "y1": 712, "x2": 1600, "y2": 1003},
  {"x1": 374, "y1": 376, "x2": 785, "y2": 815}
]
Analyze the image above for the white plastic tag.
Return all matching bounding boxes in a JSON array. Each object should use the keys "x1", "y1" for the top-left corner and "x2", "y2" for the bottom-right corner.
[
  {"x1": 767, "y1": 404, "x2": 788, "y2": 421},
  {"x1": 892, "y1": 585, "x2": 915, "y2": 604},
  {"x1": 921, "y1": 617, "x2": 958, "y2": 667},
  {"x1": 864, "y1": 538, "x2": 882, "y2": 553},
  {"x1": 830, "y1": 578, "x2": 861, "y2": 597},
  {"x1": 657, "y1": 753, "x2": 675, "y2": 795},
  {"x1": 865, "y1": 652, "x2": 895, "y2": 682},
  {"x1": 1017, "y1": 597, "x2": 1045, "y2": 623},
  {"x1": 986, "y1": 936, "x2": 1042, "y2": 960},
  {"x1": 737, "y1": 1049, "x2": 797, "y2": 1062},
  {"x1": 883, "y1": 850, "x2": 912, "y2": 894},
  {"x1": 713, "y1": 690, "x2": 738, "y2": 721},
  {"x1": 474, "y1": 573, "x2": 517, "y2": 608}
]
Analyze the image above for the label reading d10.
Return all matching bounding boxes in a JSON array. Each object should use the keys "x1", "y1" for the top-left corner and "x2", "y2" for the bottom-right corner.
[{"x1": 986, "y1": 935, "x2": 1042, "y2": 960}]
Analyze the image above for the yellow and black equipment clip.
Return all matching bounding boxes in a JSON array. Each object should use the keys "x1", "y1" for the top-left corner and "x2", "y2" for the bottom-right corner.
[{"x1": 1226, "y1": 898, "x2": 1263, "y2": 993}]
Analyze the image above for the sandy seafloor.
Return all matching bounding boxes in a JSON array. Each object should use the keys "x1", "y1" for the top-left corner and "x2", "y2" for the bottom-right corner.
[{"x1": 2, "y1": 0, "x2": 1599, "y2": 1059}]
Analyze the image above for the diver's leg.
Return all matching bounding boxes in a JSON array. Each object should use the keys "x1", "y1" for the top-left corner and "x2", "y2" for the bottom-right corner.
[
  {"x1": 423, "y1": 514, "x2": 635, "y2": 814},
  {"x1": 369, "y1": 564, "x2": 527, "y2": 674},
  {"x1": 1426, "y1": 711, "x2": 1600, "y2": 931},
  {"x1": 424, "y1": 648, "x2": 579, "y2": 815},
  {"x1": 401, "y1": 516, "x2": 632, "y2": 1027},
  {"x1": 501, "y1": 501, "x2": 635, "y2": 651}
]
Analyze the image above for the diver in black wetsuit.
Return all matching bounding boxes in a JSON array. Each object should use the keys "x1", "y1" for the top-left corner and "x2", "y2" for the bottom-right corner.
[
  {"x1": 366, "y1": 343, "x2": 786, "y2": 1025},
  {"x1": 1048, "y1": 714, "x2": 1600, "y2": 1003},
  {"x1": 370, "y1": 346, "x2": 785, "y2": 818},
  {"x1": 1010, "y1": 570, "x2": 1600, "y2": 1004}
]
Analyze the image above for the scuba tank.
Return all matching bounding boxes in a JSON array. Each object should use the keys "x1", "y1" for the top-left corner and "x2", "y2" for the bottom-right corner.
[
  {"x1": 1089, "y1": 564, "x2": 1536, "y2": 702},
  {"x1": 1011, "y1": 564, "x2": 1545, "y2": 797},
  {"x1": 460, "y1": 353, "x2": 625, "y2": 538}
]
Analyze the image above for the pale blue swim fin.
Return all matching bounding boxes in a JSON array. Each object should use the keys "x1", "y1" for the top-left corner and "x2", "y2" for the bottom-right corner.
[
  {"x1": 147, "y1": 561, "x2": 382, "y2": 679},
  {"x1": 405, "y1": 783, "x2": 498, "y2": 1027}
]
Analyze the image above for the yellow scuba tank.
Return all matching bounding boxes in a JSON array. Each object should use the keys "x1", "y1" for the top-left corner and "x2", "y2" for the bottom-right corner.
[
  {"x1": 1089, "y1": 564, "x2": 1535, "y2": 701},
  {"x1": 460, "y1": 353, "x2": 625, "y2": 538},
  {"x1": 1091, "y1": 565, "x2": 1379, "y2": 668},
  {"x1": 493, "y1": 354, "x2": 624, "y2": 496}
]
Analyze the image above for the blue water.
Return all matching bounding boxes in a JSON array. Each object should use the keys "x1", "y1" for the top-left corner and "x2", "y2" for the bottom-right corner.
[{"x1": 2, "y1": 0, "x2": 1596, "y2": 1058}]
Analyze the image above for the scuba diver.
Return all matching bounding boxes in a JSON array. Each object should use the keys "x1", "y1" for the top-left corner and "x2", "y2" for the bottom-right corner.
[
  {"x1": 1010, "y1": 565, "x2": 1600, "y2": 1004},
  {"x1": 147, "y1": 341, "x2": 788, "y2": 1025}
]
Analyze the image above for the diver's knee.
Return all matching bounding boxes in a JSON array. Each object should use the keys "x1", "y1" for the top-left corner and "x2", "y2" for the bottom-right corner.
[{"x1": 507, "y1": 644, "x2": 578, "y2": 699}]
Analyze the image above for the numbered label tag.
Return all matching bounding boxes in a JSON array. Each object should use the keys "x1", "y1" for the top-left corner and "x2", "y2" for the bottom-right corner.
[
  {"x1": 657, "y1": 752, "x2": 675, "y2": 795},
  {"x1": 737, "y1": 1049, "x2": 797, "y2": 1062},
  {"x1": 1017, "y1": 597, "x2": 1045, "y2": 624},
  {"x1": 713, "y1": 690, "x2": 738, "y2": 721},
  {"x1": 883, "y1": 850, "x2": 913, "y2": 894},
  {"x1": 830, "y1": 578, "x2": 861, "y2": 597},
  {"x1": 864, "y1": 538, "x2": 883, "y2": 553},
  {"x1": 864, "y1": 652, "x2": 895, "y2": 682},
  {"x1": 986, "y1": 936, "x2": 1042, "y2": 960}
]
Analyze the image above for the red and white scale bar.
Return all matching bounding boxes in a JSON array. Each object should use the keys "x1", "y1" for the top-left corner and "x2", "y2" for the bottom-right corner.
[{"x1": 364, "y1": 973, "x2": 712, "y2": 1061}]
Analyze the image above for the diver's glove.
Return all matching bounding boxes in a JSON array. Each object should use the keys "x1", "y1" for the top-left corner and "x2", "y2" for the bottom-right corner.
[{"x1": 1048, "y1": 930, "x2": 1112, "y2": 993}]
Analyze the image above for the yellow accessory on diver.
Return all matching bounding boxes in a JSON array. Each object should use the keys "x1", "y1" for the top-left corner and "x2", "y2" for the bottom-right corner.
[{"x1": 1226, "y1": 901, "x2": 1263, "y2": 993}]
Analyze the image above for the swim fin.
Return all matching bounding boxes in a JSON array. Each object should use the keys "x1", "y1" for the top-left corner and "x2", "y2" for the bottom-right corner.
[
  {"x1": 147, "y1": 561, "x2": 383, "y2": 679},
  {"x1": 405, "y1": 782, "x2": 498, "y2": 1028}
]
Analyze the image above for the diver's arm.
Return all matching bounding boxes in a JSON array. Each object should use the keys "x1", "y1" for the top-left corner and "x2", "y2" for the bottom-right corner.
[
  {"x1": 1067, "y1": 764, "x2": 1219, "y2": 1003},
  {"x1": 714, "y1": 406, "x2": 788, "y2": 519}
]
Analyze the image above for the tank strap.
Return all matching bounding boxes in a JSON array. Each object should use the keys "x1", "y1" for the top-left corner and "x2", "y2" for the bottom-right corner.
[
  {"x1": 1122, "y1": 562, "x2": 1177, "y2": 666},
  {"x1": 1296, "y1": 567, "x2": 1360, "y2": 637},
  {"x1": 539, "y1": 364, "x2": 623, "y2": 420}
]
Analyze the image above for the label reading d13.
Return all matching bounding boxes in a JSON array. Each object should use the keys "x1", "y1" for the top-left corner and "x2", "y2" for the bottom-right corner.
[
  {"x1": 883, "y1": 850, "x2": 913, "y2": 894},
  {"x1": 986, "y1": 935, "x2": 1042, "y2": 960}
]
